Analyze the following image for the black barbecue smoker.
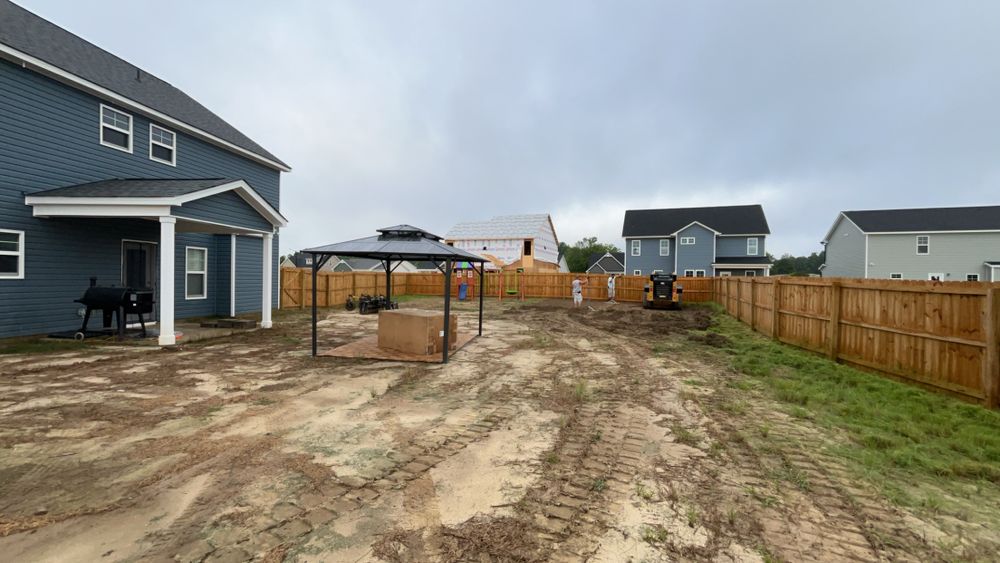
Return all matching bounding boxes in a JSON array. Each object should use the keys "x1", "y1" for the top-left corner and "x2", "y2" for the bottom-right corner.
[{"x1": 73, "y1": 278, "x2": 155, "y2": 340}]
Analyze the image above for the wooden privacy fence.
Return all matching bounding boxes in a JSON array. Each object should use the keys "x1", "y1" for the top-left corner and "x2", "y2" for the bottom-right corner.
[
  {"x1": 280, "y1": 269, "x2": 715, "y2": 309},
  {"x1": 713, "y1": 277, "x2": 1000, "y2": 408}
]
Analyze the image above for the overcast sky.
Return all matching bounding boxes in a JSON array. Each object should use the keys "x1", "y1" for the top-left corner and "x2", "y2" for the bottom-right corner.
[{"x1": 21, "y1": 1, "x2": 1000, "y2": 256}]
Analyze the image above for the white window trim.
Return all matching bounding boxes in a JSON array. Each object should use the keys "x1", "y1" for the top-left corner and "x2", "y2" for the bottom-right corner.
[
  {"x1": 631, "y1": 240, "x2": 641, "y2": 257},
  {"x1": 651, "y1": 269, "x2": 663, "y2": 274},
  {"x1": 719, "y1": 271, "x2": 732, "y2": 277},
  {"x1": 744, "y1": 270, "x2": 757, "y2": 277},
  {"x1": 695, "y1": 269, "x2": 706, "y2": 277},
  {"x1": 185, "y1": 246, "x2": 208, "y2": 300},
  {"x1": 966, "y1": 273, "x2": 980, "y2": 282},
  {"x1": 633, "y1": 269, "x2": 641, "y2": 276},
  {"x1": 0, "y1": 229, "x2": 25, "y2": 280},
  {"x1": 149, "y1": 123, "x2": 177, "y2": 166},
  {"x1": 684, "y1": 269, "x2": 705, "y2": 277},
  {"x1": 747, "y1": 237, "x2": 759, "y2": 256},
  {"x1": 889, "y1": 273, "x2": 903, "y2": 279},
  {"x1": 680, "y1": 237, "x2": 696, "y2": 245},
  {"x1": 916, "y1": 235, "x2": 930, "y2": 255},
  {"x1": 99, "y1": 103, "x2": 133, "y2": 153},
  {"x1": 659, "y1": 239, "x2": 670, "y2": 256}
]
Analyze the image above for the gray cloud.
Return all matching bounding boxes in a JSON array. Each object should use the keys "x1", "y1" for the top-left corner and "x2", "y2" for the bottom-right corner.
[{"x1": 23, "y1": 0, "x2": 1000, "y2": 256}]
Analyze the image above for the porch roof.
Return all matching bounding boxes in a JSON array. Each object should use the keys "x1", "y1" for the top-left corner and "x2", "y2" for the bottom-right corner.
[{"x1": 24, "y1": 178, "x2": 287, "y2": 231}]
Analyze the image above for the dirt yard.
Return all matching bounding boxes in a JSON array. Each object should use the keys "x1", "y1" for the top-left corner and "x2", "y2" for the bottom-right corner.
[{"x1": 0, "y1": 298, "x2": 994, "y2": 562}]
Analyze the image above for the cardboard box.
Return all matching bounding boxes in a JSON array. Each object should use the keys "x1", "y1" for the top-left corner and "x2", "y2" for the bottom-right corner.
[{"x1": 377, "y1": 310, "x2": 458, "y2": 355}]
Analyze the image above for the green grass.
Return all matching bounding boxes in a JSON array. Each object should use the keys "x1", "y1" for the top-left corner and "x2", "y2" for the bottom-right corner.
[{"x1": 699, "y1": 306, "x2": 1000, "y2": 505}]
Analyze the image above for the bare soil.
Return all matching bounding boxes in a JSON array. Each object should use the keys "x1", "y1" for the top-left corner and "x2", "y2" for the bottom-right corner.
[{"x1": 0, "y1": 298, "x2": 988, "y2": 562}]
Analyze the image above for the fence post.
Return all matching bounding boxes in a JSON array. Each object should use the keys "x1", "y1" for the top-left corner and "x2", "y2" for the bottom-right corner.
[
  {"x1": 771, "y1": 277, "x2": 781, "y2": 341},
  {"x1": 298, "y1": 269, "x2": 305, "y2": 309},
  {"x1": 828, "y1": 281, "x2": 842, "y2": 360},
  {"x1": 750, "y1": 278, "x2": 757, "y2": 331},
  {"x1": 325, "y1": 273, "x2": 332, "y2": 308},
  {"x1": 983, "y1": 287, "x2": 1000, "y2": 409}
]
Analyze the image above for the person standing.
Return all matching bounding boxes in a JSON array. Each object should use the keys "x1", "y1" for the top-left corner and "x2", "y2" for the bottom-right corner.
[
  {"x1": 571, "y1": 276, "x2": 588, "y2": 307},
  {"x1": 607, "y1": 274, "x2": 617, "y2": 303}
]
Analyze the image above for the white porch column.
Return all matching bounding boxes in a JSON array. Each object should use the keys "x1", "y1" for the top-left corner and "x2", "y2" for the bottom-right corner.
[
  {"x1": 158, "y1": 217, "x2": 177, "y2": 346},
  {"x1": 230, "y1": 234, "x2": 237, "y2": 317},
  {"x1": 261, "y1": 232, "x2": 273, "y2": 328}
]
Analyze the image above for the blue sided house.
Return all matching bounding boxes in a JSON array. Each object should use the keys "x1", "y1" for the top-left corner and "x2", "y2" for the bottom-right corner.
[
  {"x1": 621, "y1": 205, "x2": 772, "y2": 277},
  {"x1": 0, "y1": 2, "x2": 289, "y2": 345}
]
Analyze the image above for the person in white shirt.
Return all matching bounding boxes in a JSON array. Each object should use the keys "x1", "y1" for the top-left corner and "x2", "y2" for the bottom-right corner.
[
  {"x1": 607, "y1": 274, "x2": 617, "y2": 303},
  {"x1": 571, "y1": 276, "x2": 588, "y2": 307}
]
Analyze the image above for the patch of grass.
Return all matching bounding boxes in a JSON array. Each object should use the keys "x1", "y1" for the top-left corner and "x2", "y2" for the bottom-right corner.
[
  {"x1": 640, "y1": 525, "x2": 669, "y2": 544},
  {"x1": 635, "y1": 483, "x2": 654, "y2": 501},
  {"x1": 573, "y1": 380, "x2": 591, "y2": 402},
  {"x1": 685, "y1": 506, "x2": 700, "y2": 528},
  {"x1": 683, "y1": 378, "x2": 706, "y2": 387},
  {"x1": 670, "y1": 423, "x2": 701, "y2": 447},
  {"x1": 591, "y1": 478, "x2": 607, "y2": 492},
  {"x1": 590, "y1": 430, "x2": 603, "y2": 443},
  {"x1": 544, "y1": 452, "x2": 559, "y2": 465},
  {"x1": 701, "y1": 306, "x2": 1000, "y2": 505},
  {"x1": 758, "y1": 423, "x2": 771, "y2": 438},
  {"x1": 745, "y1": 486, "x2": 778, "y2": 508}
]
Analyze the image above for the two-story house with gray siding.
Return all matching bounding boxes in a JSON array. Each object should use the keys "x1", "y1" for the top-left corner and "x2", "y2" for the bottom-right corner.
[
  {"x1": 821, "y1": 206, "x2": 1000, "y2": 282},
  {"x1": 0, "y1": 2, "x2": 289, "y2": 344},
  {"x1": 621, "y1": 205, "x2": 772, "y2": 277}
]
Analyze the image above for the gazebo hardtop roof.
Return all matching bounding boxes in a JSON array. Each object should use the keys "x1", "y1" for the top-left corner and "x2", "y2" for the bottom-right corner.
[{"x1": 303, "y1": 224, "x2": 484, "y2": 262}]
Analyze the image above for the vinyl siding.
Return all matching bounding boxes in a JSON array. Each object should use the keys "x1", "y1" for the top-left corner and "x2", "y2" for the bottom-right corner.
[
  {"x1": 235, "y1": 235, "x2": 263, "y2": 314},
  {"x1": 623, "y1": 238, "x2": 674, "y2": 276},
  {"x1": 0, "y1": 59, "x2": 282, "y2": 337},
  {"x1": 867, "y1": 232, "x2": 1000, "y2": 280},
  {"x1": 716, "y1": 235, "x2": 766, "y2": 257},
  {"x1": 172, "y1": 190, "x2": 273, "y2": 232},
  {"x1": 675, "y1": 224, "x2": 716, "y2": 275},
  {"x1": 822, "y1": 217, "x2": 866, "y2": 278}
]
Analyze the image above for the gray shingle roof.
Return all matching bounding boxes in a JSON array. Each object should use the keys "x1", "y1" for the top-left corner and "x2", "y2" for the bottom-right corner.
[
  {"x1": 586, "y1": 252, "x2": 625, "y2": 273},
  {"x1": 843, "y1": 206, "x2": 1000, "y2": 233},
  {"x1": 0, "y1": 1, "x2": 288, "y2": 170},
  {"x1": 28, "y1": 178, "x2": 236, "y2": 198},
  {"x1": 622, "y1": 205, "x2": 770, "y2": 237},
  {"x1": 446, "y1": 214, "x2": 555, "y2": 240}
]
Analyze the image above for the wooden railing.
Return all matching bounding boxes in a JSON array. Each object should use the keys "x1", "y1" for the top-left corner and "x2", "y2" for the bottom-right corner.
[{"x1": 713, "y1": 277, "x2": 1000, "y2": 408}]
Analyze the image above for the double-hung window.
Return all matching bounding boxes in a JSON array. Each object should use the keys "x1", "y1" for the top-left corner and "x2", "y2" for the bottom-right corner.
[
  {"x1": 185, "y1": 247, "x2": 208, "y2": 299},
  {"x1": 916, "y1": 235, "x2": 929, "y2": 255},
  {"x1": 680, "y1": 236, "x2": 696, "y2": 245},
  {"x1": 747, "y1": 237, "x2": 759, "y2": 255},
  {"x1": 890, "y1": 273, "x2": 903, "y2": 279},
  {"x1": 659, "y1": 239, "x2": 670, "y2": 256},
  {"x1": 149, "y1": 124, "x2": 176, "y2": 165},
  {"x1": 967, "y1": 274, "x2": 980, "y2": 282},
  {"x1": 684, "y1": 269, "x2": 705, "y2": 277},
  {"x1": 631, "y1": 240, "x2": 641, "y2": 256},
  {"x1": 100, "y1": 104, "x2": 132, "y2": 152},
  {"x1": 0, "y1": 229, "x2": 25, "y2": 279}
]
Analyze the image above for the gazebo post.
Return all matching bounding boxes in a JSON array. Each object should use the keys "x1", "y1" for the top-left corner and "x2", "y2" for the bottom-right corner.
[
  {"x1": 311, "y1": 253, "x2": 319, "y2": 357},
  {"x1": 478, "y1": 263, "x2": 484, "y2": 336},
  {"x1": 384, "y1": 259, "x2": 392, "y2": 300},
  {"x1": 443, "y1": 258, "x2": 452, "y2": 364}
]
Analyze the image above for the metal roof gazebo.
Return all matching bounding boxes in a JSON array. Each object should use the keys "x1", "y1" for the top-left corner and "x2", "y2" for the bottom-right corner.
[{"x1": 302, "y1": 225, "x2": 487, "y2": 362}]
